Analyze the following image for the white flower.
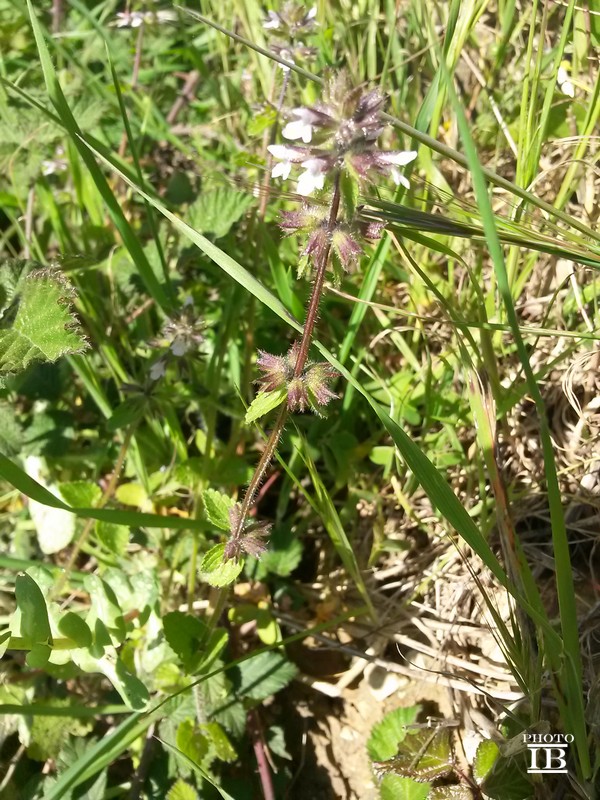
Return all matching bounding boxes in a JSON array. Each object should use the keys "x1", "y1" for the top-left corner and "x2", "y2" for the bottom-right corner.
[
  {"x1": 557, "y1": 65, "x2": 574, "y2": 98},
  {"x1": 114, "y1": 11, "x2": 145, "y2": 28},
  {"x1": 272, "y1": 160, "x2": 292, "y2": 180},
  {"x1": 282, "y1": 108, "x2": 316, "y2": 143},
  {"x1": 267, "y1": 144, "x2": 305, "y2": 181},
  {"x1": 307, "y1": 7, "x2": 317, "y2": 20},
  {"x1": 263, "y1": 10, "x2": 281, "y2": 29},
  {"x1": 171, "y1": 338, "x2": 188, "y2": 357},
  {"x1": 150, "y1": 360, "x2": 167, "y2": 381},
  {"x1": 378, "y1": 150, "x2": 417, "y2": 188},
  {"x1": 296, "y1": 159, "x2": 326, "y2": 195}
]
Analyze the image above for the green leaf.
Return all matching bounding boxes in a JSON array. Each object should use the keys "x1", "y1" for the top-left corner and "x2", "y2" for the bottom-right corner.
[
  {"x1": 95, "y1": 521, "x2": 129, "y2": 557},
  {"x1": 188, "y1": 186, "x2": 254, "y2": 239},
  {"x1": 245, "y1": 388, "x2": 287, "y2": 424},
  {"x1": 481, "y1": 754, "x2": 533, "y2": 800},
  {"x1": 27, "y1": 699, "x2": 92, "y2": 761},
  {"x1": 112, "y1": 658, "x2": 150, "y2": 711},
  {"x1": 473, "y1": 739, "x2": 500, "y2": 784},
  {"x1": 428, "y1": 786, "x2": 473, "y2": 799},
  {"x1": 379, "y1": 775, "x2": 429, "y2": 800},
  {"x1": 373, "y1": 728, "x2": 454, "y2": 782},
  {"x1": 26, "y1": 642, "x2": 52, "y2": 668},
  {"x1": 114, "y1": 482, "x2": 148, "y2": 508},
  {"x1": 199, "y1": 544, "x2": 244, "y2": 587},
  {"x1": 83, "y1": 575, "x2": 126, "y2": 642},
  {"x1": 0, "y1": 401, "x2": 23, "y2": 456},
  {"x1": 58, "y1": 481, "x2": 102, "y2": 509},
  {"x1": 15, "y1": 572, "x2": 52, "y2": 646},
  {"x1": 201, "y1": 721, "x2": 236, "y2": 763},
  {"x1": 234, "y1": 650, "x2": 297, "y2": 701},
  {"x1": 202, "y1": 489, "x2": 234, "y2": 531},
  {"x1": 0, "y1": 269, "x2": 87, "y2": 377},
  {"x1": 58, "y1": 613, "x2": 93, "y2": 648},
  {"x1": 167, "y1": 780, "x2": 198, "y2": 800},
  {"x1": 367, "y1": 706, "x2": 421, "y2": 761},
  {"x1": 176, "y1": 718, "x2": 209, "y2": 765},
  {"x1": 163, "y1": 612, "x2": 207, "y2": 674}
]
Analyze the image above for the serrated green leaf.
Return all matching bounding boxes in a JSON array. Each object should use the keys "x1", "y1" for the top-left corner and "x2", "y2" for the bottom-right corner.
[
  {"x1": 428, "y1": 786, "x2": 474, "y2": 799},
  {"x1": 245, "y1": 387, "x2": 286, "y2": 424},
  {"x1": 379, "y1": 775, "x2": 430, "y2": 800},
  {"x1": 58, "y1": 612, "x2": 93, "y2": 648},
  {"x1": 473, "y1": 739, "x2": 500, "y2": 784},
  {"x1": 0, "y1": 269, "x2": 87, "y2": 376},
  {"x1": 199, "y1": 544, "x2": 244, "y2": 587},
  {"x1": 15, "y1": 572, "x2": 52, "y2": 646},
  {"x1": 166, "y1": 779, "x2": 198, "y2": 800},
  {"x1": 373, "y1": 728, "x2": 454, "y2": 782},
  {"x1": 202, "y1": 489, "x2": 234, "y2": 531},
  {"x1": 235, "y1": 650, "x2": 297, "y2": 701},
  {"x1": 58, "y1": 481, "x2": 101, "y2": 508},
  {"x1": 367, "y1": 706, "x2": 421, "y2": 761},
  {"x1": 188, "y1": 186, "x2": 254, "y2": 239}
]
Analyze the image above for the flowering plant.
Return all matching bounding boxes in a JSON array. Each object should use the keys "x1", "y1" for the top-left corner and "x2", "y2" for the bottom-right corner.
[{"x1": 224, "y1": 70, "x2": 418, "y2": 560}]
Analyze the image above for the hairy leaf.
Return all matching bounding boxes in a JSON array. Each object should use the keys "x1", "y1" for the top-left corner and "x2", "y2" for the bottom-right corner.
[
  {"x1": 0, "y1": 269, "x2": 87, "y2": 376},
  {"x1": 188, "y1": 186, "x2": 254, "y2": 239}
]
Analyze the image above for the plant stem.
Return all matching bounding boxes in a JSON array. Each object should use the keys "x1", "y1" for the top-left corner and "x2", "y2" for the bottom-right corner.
[{"x1": 232, "y1": 175, "x2": 342, "y2": 539}]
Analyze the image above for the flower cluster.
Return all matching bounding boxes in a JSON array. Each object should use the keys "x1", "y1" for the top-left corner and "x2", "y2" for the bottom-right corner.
[
  {"x1": 268, "y1": 72, "x2": 417, "y2": 196},
  {"x1": 262, "y1": 3, "x2": 318, "y2": 70},
  {"x1": 257, "y1": 342, "x2": 338, "y2": 414},
  {"x1": 112, "y1": 8, "x2": 177, "y2": 28},
  {"x1": 223, "y1": 504, "x2": 271, "y2": 561},
  {"x1": 280, "y1": 204, "x2": 384, "y2": 280},
  {"x1": 149, "y1": 300, "x2": 205, "y2": 381}
]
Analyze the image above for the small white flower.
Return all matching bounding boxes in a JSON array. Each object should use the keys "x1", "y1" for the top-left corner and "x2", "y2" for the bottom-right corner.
[
  {"x1": 557, "y1": 65, "x2": 574, "y2": 98},
  {"x1": 307, "y1": 7, "x2": 317, "y2": 20},
  {"x1": 282, "y1": 108, "x2": 315, "y2": 143},
  {"x1": 171, "y1": 338, "x2": 188, "y2": 357},
  {"x1": 114, "y1": 11, "x2": 145, "y2": 28},
  {"x1": 263, "y1": 10, "x2": 281, "y2": 29},
  {"x1": 150, "y1": 360, "x2": 167, "y2": 381},
  {"x1": 378, "y1": 150, "x2": 417, "y2": 188},
  {"x1": 378, "y1": 151, "x2": 418, "y2": 167},
  {"x1": 272, "y1": 160, "x2": 292, "y2": 180},
  {"x1": 296, "y1": 159, "x2": 326, "y2": 196},
  {"x1": 268, "y1": 144, "x2": 306, "y2": 181}
]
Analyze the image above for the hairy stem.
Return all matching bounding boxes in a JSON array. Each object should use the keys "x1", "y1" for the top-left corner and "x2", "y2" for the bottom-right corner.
[{"x1": 231, "y1": 175, "x2": 341, "y2": 540}]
